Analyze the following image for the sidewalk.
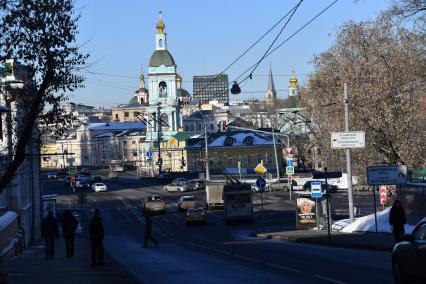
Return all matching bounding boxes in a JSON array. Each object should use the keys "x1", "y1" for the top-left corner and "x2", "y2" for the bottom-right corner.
[
  {"x1": 256, "y1": 230, "x2": 395, "y2": 252},
  {"x1": 1, "y1": 236, "x2": 138, "y2": 284}
]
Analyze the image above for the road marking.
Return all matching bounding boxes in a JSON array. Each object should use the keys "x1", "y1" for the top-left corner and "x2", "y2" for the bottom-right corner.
[
  {"x1": 265, "y1": 262, "x2": 301, "y2": 273},
  {"x1": 234, "y1": 254, "x2": 258, "y2": 262},
  {"x1": 313, "y1": 275, "x2": 347, "y2": 284}
]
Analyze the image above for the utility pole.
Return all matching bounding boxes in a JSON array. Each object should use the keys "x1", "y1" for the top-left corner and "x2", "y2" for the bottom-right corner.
[
  {"x1": 344, "y1": 83, "x2": 355, "y2": 223},
  {"x1": 156, "y1": 104, "x2": 162, "y2": 176},
  {"x1": 204, "y1": 121, "x2": 210, "y2": 181},
  {"x1": 272, "y1": 128, "x2": 280, "y2": 179}
]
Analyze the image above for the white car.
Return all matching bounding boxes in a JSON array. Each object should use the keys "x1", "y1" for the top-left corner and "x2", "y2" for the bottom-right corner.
[
  {"x1": 47, "y1": 172, "x2": 57, "y2": 179},
  {"x1": 164, "y1": 182, "x2": 190, "y2": 193},
  {"x1": 92, "y1": 183, "x2": 107, "y2": 192}
]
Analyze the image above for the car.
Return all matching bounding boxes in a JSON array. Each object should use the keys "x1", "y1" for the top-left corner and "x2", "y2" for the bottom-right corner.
[
  {"x1": 188, "y1": 179, "x2": 206, "y2": 191},
  {"x1": 186, "y1": 207, "x2": 206, "y2": 224},
  {"x1": 302, "y1": 180, "x2": 338, "y2": 193},
  {"x1": 143, "y1": 195, "x2": 165, "y2": 214},
  {"x1": 47, "y1": 172, "x2": 57, "y2": 179},
  {"x1": 164, "y1": 182, "x2": 190, "y2": 193},
  {"x1": 92, "y1": 182, "x2": 107, "y2": 192},
  {"x1": 269, "y1": 178, "x2": 297, "y2": 191},
  {"x1": 178, "y1": 196, "x2": 197, "y2": 212},
  {"x1": 79, "y1": 168, "x2": 91, "y2": 176},
  {"x1": 392, "y1": 217, "x2": 426, "y2": 283},
  {"x1": 157, "y1": 172, "x2": 172, "y2": 183},
  {"x1": 78, "y1": 181, "x2": 91, "y2": 189},
  {"x1": 92, "y1": 176, "x2": 103, "y2": 183}
]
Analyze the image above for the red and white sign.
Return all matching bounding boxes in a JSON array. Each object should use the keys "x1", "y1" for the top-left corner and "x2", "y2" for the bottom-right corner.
[
  {"x1": 380, "y1": 186, "x2": 387, "y2": 205},
  {"x1": 288, "y1": 174, "x2": 293, "y2": 181}
]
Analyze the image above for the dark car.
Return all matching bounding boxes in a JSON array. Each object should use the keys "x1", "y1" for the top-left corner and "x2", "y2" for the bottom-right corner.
[
  {"x1": 188, "y1": 179, "x2": 206, "y2": 191},
  {"x1": 392, "y1": 217, "x2": 426, "y2": 283},
  {"x1": 302, "y1": 180, "x2": 338, "y2": 193}
]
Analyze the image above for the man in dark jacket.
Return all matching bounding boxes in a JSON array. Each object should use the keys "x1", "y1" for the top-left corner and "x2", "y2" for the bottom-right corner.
[
  {"x1": 389, "y1": 200, "x2": 406, "y2": 243},
  {"x1": 143, "y1": 214, "x2": 158, "y2": 248},
  {"x1": 89, "y1": 208, "x2": 104, "y2": 266},
  {"x1": 60, "y1": 210, "x2": 78, "y2": 258},
  {"x1": 41, "y1": 210, "x2": 59, "y2": 259}
]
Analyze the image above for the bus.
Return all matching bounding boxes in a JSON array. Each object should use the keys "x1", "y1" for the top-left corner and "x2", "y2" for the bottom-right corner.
[{"x1": 223, "y1": 183, "x2": 253, "y2": 223}]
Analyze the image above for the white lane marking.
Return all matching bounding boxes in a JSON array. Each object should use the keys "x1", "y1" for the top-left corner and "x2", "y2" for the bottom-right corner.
[
  {"x1": 234, "y1": 254, "x2": 259, "y2": 262},
  {"x1": 312, "y1": 274, "x2": 348, "y2": 284},
  {"x1": 265, "y1": 262, "x2": 301, "y2": 273}
]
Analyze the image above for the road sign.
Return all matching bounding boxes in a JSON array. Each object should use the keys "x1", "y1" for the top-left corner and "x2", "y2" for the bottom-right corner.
[
  {"x1": 367, "y1": 165, "x2": 407, "y2": 185},
  {"x1": 311, "y1": 181, "x2": 322, "y2": 198},
  {"x1": 254, "y1": 163, "x2": 267, "y2": 174},
  {"x1": 313, "y1": 171, "x2": 342, "y2": 179},
  {"x1": 331, "y1": 131, "x2": 365, "y2": 149},
  {"x1": 380, "y1": 186, "x2": 387, "y2": 205},
  {"x1": 256, "y1": 178, "x2": 266, "y2": 190},
  {"x1": 156, "y1": 160, "x2": 162, "y2": 166},
  {"x1": 146, "y1": 151, "x2": 153, "y2": 158},
  {"x1": 287, "y1": 159, "x2": 293, "y2": 167},
  {"x1": 286, "y1": 166, "x2": 295, "y2": 175},
  {"x1": 68, "y1": 166, "x2": 77, "y2": 175}
]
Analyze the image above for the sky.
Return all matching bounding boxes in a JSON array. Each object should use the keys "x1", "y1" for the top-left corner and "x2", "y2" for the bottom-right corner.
[{"x1": 73, "y1": 0, "x2": 392, "y2": 108}]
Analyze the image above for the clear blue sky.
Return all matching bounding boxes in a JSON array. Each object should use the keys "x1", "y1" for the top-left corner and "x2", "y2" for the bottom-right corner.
[{"x1": 73, "y1": 0, "x2": 391, "y2": 108}]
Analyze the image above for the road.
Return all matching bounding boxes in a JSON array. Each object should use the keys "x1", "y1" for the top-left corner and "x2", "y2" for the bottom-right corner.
[{"x1": 43, "y1": 173, "x2": 393, "y2": 284}]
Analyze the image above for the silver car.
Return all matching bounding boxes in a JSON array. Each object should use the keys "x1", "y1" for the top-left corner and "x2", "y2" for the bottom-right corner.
[
  {"x1": 164, "y1": 182, "x2": 190, "y2": 193},
  {"x1": 178, "y1": 196, "x2": 197, "y2": 212}
]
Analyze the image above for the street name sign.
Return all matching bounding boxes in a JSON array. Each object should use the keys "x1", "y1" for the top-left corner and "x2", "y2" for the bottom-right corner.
[
  {"x1": 311, "y1": 181, "x2": 322, "y2": 198},
  {"x1": 331, "y1": 131, "x2": 365, "y2": 149},
  {"x1": 254, "y1": 163, "x2": 267, "y2": 174},
  {"x1": 367, "y1": 165, "x2": 407, "y2": 185}
]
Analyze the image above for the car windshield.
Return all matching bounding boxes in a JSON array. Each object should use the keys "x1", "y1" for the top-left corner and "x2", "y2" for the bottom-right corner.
[
  {"x1": 151, "y1": 196, "x2": 161, "y2": 201},
  {"x1": 183, "y1": 197, "x2": 195, "y2": 201}
]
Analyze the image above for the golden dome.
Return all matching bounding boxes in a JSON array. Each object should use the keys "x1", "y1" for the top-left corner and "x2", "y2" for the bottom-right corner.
[
  {"x1": 156, "y1": 11, "x2": 165, "y2": 34},
  {"x1": 289, "y1": 71, "x2": 298, "y2": 87}
]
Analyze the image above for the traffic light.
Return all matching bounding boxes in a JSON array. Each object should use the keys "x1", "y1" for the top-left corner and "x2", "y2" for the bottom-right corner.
[{"x1": 70, "y1": 175, "x2": 76, "y2": 187}]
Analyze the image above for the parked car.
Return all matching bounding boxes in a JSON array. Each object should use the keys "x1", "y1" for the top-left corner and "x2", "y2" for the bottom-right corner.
[
  {"x1": 164, "y1": 182, "x2": 190, "y2": 193},
  {"x1": 188, "y1": 179, "x2": 206, "y2": 191},
  {"x1": 143, "y1": 195, "x2": 165, "y2": 215},
  {"x1": 47, "y1": 172, "x2": 57, "y2": 179},
  {"x1": 269, "y1": 178, "x2": 297, "y2": 191},
  {"x1": 92, "y1": 182, "x2": 107, "y2": 192},
  {"x1": 178, "y1": 196, "x2": 197, "y2": 212},
  {"x1": 303, "y1": 180, "x2": 338, "y2": 193},
  {"x1": 186, "y1": 207, "x2": 206, "y2": 225},
  {"x1": 78, "y1": 181, "x2": 91, "y2": 189},
  {"x1": 172, "y1": 178, "x2": 188, "y2": 185},
  {"x1": 392, "y1": 217, "x2": 426, "y2": 283}
]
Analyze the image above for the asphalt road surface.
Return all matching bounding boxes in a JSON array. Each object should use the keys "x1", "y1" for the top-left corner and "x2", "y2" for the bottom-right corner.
[{"x1": 43, "y1": 172, "x2": 393, "y2": 284}]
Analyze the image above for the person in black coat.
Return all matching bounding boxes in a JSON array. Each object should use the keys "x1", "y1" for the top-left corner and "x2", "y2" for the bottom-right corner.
[
  {"x1": 89, "y1": 208, "x2": 104, "y2": 266},
  {"x1": 41, "y1": 210, "x2": 59, "y2": 259},
  {"x1": 389, "y1": 200, "x2": 406, "y2": 243},
  {"x1": 143, "y1": 214, "x2": 158, "y2": 248},
  {"x1": 60, "y1": 210, "x2": 78, "y2": 258}
]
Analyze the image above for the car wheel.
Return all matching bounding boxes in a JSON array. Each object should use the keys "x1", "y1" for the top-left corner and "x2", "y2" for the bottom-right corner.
[{"x1": 393, "y1": 260, "x2": 410, "y2": 284}]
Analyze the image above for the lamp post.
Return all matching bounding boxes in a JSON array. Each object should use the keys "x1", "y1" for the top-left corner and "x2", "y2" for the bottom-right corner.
[{"x1": 197, "y1": 110, "x2": 210, "y2": 181}]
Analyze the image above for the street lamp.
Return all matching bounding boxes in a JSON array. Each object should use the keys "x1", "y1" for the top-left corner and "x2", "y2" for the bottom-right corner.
[{"x1": 197, "y1": 110, "x2": 210, "y2": 181}]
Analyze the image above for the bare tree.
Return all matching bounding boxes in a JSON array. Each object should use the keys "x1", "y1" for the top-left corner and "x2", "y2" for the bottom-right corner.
[{"x1": 0, "y1": 0, "x2": 89, "y2": 193}]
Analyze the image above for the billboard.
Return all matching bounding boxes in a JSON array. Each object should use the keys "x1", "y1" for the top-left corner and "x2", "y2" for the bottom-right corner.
[{"x1": 296, "y1": 197, "x2": 316, "y2": 228}]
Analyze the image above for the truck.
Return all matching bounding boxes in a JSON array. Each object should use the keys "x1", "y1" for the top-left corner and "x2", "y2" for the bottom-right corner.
[
  {"x1": 205, "y1": 183, "x2": 224, "y2": 210},
  {"x1": 223, "y1": 183, "x2": 253, "y2": 223}
]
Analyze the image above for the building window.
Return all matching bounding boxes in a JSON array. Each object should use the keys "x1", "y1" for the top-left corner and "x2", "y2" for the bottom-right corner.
[
  {"x1": 133, "y1": 149, "x2": 138, "y2": 157},
  {"x1": 317, "y1": 162, "x2": 322, "y2": 168},
  {"x1": 224, "y1": 137, "x2": 234, "y2": 146},
  {"x1": 115, "y1": 114, "x2": 119, "y2": 120},
  {"x1": 134, "y1": 111, "x2": 140, "y2": 117},
  {"x1": 159, "y1": 39, "x2": 163, "y2": 48},
  {"x1": 247, "y1": 156, "x2": 252, "y2": 165},
  {"x1": 124, "y1": 112, "x2": 129, "y2": 118},
  {"x1": 243, "y1": 136, "x2": 254, "y2": 146},
  {"x1": 317, "y1": 148, "x2": 321, "y2": 155},
  {"x1": 307, "y1": 148, "x2": 312, "y2": 155},
  {"x1": 159, "y1": 81, "x2": 167, "y2": 98},
  {"x1": 132, "y1": 141, "x2": 136, "y2": 144},
  {"x1": 198, "y1": 124, "x2": 202, "y2": 131},
  {"x1": 267, "y1": 153, "x2": 273, "y2": 165},
  {"x1": 123, "y1": 141, "x2": 127, "y2": 145},
  {"x1": 160, "y1": 113, "x2": 169, "y2": 131}
]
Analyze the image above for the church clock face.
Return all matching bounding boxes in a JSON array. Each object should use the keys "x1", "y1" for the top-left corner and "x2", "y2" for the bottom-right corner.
[{"x1": 159, "y1": 81, "x2": 167, "y2": 98}]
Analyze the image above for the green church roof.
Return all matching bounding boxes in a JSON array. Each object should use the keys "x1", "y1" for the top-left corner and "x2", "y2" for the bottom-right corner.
[{"x1": 149, "y1": 50, "x2": 176, "y2": 67}]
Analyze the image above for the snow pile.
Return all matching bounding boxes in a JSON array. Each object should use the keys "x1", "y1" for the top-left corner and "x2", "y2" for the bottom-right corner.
[{"x1": 341, "y1": 207, "x2": 415, "y2": 234}]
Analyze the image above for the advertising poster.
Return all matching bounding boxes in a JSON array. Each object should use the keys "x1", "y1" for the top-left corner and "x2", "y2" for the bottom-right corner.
[{"x1": 296, "y1": 197, "x2": 316, "y2": 228}]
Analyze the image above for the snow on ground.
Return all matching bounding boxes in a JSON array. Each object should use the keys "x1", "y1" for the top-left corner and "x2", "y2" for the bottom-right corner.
[{"x1": 341, "y1": 207, "x2": 416, "y2": 234}]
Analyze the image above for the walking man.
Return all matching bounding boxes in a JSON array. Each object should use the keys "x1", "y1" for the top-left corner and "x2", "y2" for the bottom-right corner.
[
  {"x1": 89, "y1": 208, "x2": 105, "y2": 266},
  {"x1": 143, "y1": 214, "x2": 158, "y2": 248},
  {"x1": 389, "y1": 200, "x2": 406, "y2": 243},
  {"x1": 41, "y1": 210, "x2": 59, "y2": 259},
  {"x1": 60, "y1": 210, "x2": 78, "y2": 258}
]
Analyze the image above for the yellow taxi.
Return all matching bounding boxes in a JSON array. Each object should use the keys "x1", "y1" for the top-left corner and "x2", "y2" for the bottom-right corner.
[{"x1": 186, "y1": 207, "x2": 206, "y2": 225}]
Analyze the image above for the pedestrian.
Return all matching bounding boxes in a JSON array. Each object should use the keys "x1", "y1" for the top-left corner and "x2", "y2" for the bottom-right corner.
[
  {"x1": 389, "y1": 200, "x2": 406, "y2": 243},
  {"x1": 143, "y1": 214, "x2": 158, "y2": 248},
  {"x1": 60, "y1": 210, "x2": 78, "y2": 258},
  {"x1": 41, "y1": 210, "x2": 59, "y2": 259},
  {"x1": 89, "y1": 208, "x2": 105, "y2": 266}
]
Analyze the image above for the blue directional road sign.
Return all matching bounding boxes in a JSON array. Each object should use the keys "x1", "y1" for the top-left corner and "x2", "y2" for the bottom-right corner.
[
  {"x1": 311, "y1": 181, "x2": 322, "y2": 198},
  {"x1": 256, "y1": 178, "x2": 267, "y2": 191},
  {"x1": 146, "y1": 151, "x2": 153, "y2": 158},
  {"x1": 287, "y1": 159, "x2": 293, "y2": 167}
]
